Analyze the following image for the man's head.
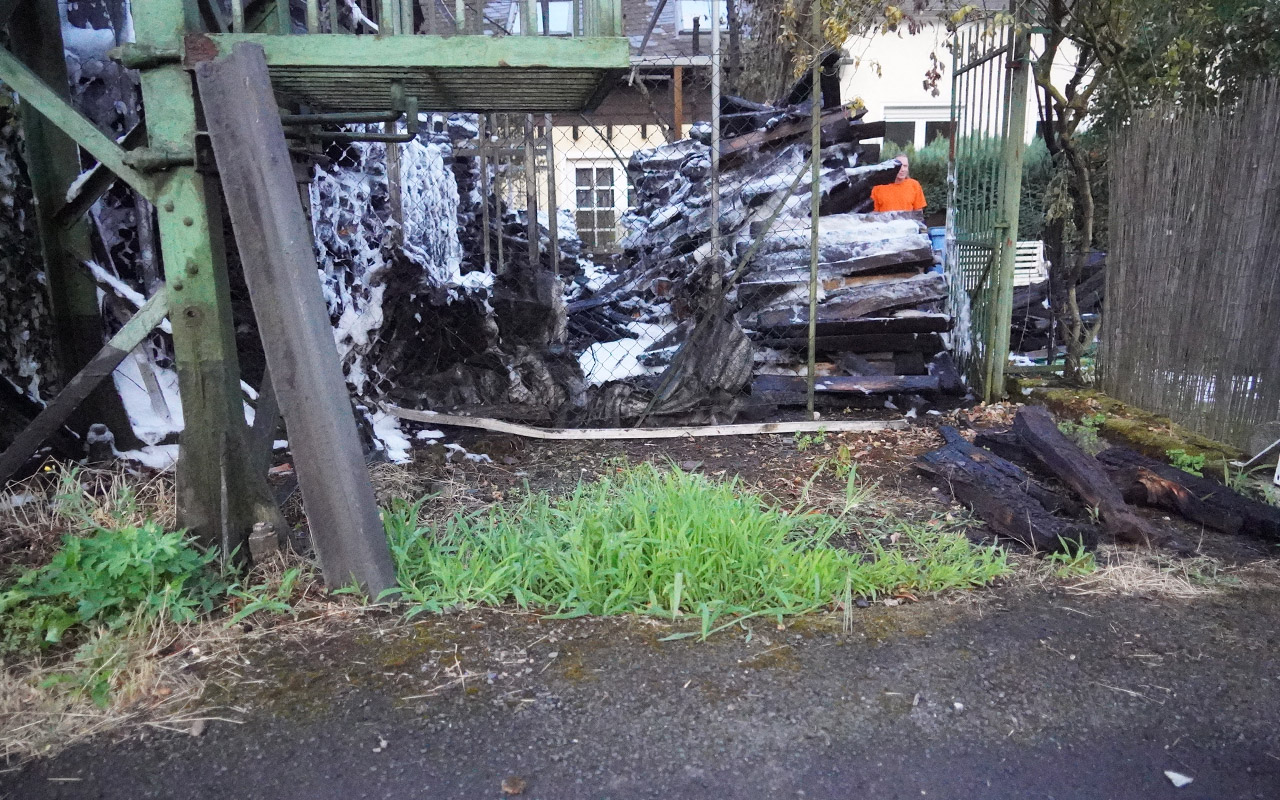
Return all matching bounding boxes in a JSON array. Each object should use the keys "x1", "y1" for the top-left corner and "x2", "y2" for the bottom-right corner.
[{"x1": 894, "y1": 154, "x2": 910, "y2": 183}]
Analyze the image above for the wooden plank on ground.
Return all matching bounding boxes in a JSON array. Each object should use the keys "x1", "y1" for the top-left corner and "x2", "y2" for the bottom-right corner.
[
  {"x1": 1013, "y1": 406, "x2": 1175, "y2": 548},
  {"x1": 753, "y1": 374, "x2": 940, "y2": 395},
  {"x1": 195, "y1": 42, "x2": 395, "y2": 594},
  {"x1": 0, "y1": 289, "x2": 168, "y2": 484},
  {"x1": 386, "y1": 406, "x2": 907, "y2": 439},
  {"x1": 1097, "y1": 446, "x2": 1280, "y2": 542}
]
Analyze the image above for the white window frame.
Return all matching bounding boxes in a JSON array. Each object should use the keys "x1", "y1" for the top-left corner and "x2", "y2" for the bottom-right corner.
[
  {"x1": 508, "y1": 0, "x2": 574, "y2": 35},
  {"x1": 676, "y1": 0, "x2": 727, "y2": 33},
  {"x1": 882, "y1": 104, "x2": 952, "y2": 149},
  {"x1": 573, "y1": 161, "x2": 621, "y2": 252}
]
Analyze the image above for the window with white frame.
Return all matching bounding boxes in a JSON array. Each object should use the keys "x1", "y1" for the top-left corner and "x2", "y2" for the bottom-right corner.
[
  {"x1": 882, "y1": 106, "x2": 953, "y2": 149},
  {"x1": 509, "y1": 0, "x2": 574, "y2": 34},
  {"x1": 576, "y1": 165, "x2": 617, "y2": 251},
  {"x1": 677, "y1": 0, "x2": 727, "y2": 32}
]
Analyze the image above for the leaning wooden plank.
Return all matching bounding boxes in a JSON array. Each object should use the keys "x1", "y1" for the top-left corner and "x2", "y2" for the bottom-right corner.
[
  {"x1": 385, "y1": 406, "x2": 907, "y2": 439},
  {"x1": 718, "y1": 106, "x2": 855, "y2": 166},
  {"x1": 195, "y1": 42, "x2": 395, "y2": 594},
  {"x1": 0, "y1": 289, "x2": 168, "y2": 484},
  {"x1": 917, "y1": 433, "x2": 1095, "y2": 551},
  {"x1": 753, "y1": 374, "x2": 940, "y2": 395},
  {"x1": 1013, "y1": 406, "x2": 1171, "y2": 548},
  {"x1": 1097, "y1": 447, "x2": 1280, "y2": 542}
]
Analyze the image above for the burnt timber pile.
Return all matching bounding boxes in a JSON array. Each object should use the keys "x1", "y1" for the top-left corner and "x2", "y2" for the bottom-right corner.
[
  {"x1": 1010, "y1": 251, "x2": 1105, "y2": 355},
  {"x1": 571, "y1": 94, "x2": 964, "y2": 422},
  {"x1": 918, "y1": 406, "x2": 1280, "y2": 554}
]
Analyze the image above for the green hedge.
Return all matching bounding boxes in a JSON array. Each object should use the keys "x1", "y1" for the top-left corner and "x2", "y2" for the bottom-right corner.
[{"x1": 881, "y1": 135, "x2": 1052, "y2": 240}]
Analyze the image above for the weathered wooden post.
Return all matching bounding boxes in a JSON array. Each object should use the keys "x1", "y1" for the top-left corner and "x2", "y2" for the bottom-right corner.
[{"x1": 195, "y1": 42, "x2": 397, "y2": 594}]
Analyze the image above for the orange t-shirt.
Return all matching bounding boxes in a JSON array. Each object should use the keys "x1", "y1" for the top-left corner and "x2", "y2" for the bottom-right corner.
[{"x1": 871, "y1": 179, "x2": 927, "y2": 212}]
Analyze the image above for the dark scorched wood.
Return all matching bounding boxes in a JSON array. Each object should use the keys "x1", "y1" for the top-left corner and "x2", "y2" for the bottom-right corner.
[
  {"x1": 1013, "y1": 406, "x2": 1174, "y2": 548},
  {"x1": 916, "y1": 427, "x2": 1096, "y2": 551},
  {"x1": 1097, "y1": 446, "x2": 1280, "y2": 542}
]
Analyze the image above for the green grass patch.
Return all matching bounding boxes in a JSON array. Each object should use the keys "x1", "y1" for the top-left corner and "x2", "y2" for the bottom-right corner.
[{"x1": 382, "y1": 463, "x2": 1010, "y2": 636}]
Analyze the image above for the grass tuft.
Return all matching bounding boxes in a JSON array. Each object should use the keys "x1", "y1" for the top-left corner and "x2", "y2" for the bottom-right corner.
[{"x1": 383, "y1": 463, "x2": 1010, "y2": 636}]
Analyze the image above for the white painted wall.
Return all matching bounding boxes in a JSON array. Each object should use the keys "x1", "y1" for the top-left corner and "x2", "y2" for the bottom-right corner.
[{"x1": 841, "y1": 21, "x2": 1083, "y2": 147}]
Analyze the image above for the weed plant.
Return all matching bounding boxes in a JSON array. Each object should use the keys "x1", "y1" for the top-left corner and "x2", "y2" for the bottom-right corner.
[
  {"x1": 0, "y1": 522, "x2": 224, "y2": 657},
  {"x1": 383, "y1": 463, "x2": 1010, "y2": 637}
]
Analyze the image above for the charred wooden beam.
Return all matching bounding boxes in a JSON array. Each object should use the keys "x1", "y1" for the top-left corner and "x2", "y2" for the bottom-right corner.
[
  {"x1": 1013, "y1": 406, "x2": 1173, "y2": 548},
  {"x1": 748, "y1": 313, "x2": 951, "y2": 340},
  {"x1": 743, "y1": 273, "x2": 947, "y2": 329},
  {"x1": 740, "y1": 245, "x2": 935, "y2": 285},
  {"x1": 754, "y1": 373, "x2": 940, "y2": 395},
  {"x1": 916, "y1": 428, "x2": 1096, "y2": 551},
  {"x1": 752, "y1": 332, "x2": 945, "y2": 354},
  {"x1": 1097, "y1": 447, "x2": 1280, "y2": 542}
]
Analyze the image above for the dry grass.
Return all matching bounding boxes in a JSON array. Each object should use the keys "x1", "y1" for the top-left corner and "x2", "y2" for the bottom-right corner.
[
  {"x1": 0, "y1": 462, "x2": 371, "y2": 766},
  {"x1": 0, "y1": 548, "x2": 377, "y2": 765},
  {"x1": 0, "y1": 460, "x2": 175, "y2": 573},
  {"x1": 1063, "y1": 547, "x2": 1242, "y2": 599},
  {"x1": 1010, "y1": 543, "x2": 1280, "y2": 600},
  {"x1": 0, "y1": 614, "x2": 205, "y2": 762}
]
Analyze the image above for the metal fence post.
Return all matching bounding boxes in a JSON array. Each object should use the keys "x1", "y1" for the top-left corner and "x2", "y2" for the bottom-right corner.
[
  {"x1": 985, "y1": 0, "x2": 1030, "y2": 401},
  {"x1": 806, "y1": 0, "x2": 821, "y2": 417}
]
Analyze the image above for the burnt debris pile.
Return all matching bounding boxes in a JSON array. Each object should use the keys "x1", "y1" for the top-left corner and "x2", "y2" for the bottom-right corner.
[{"x1": 567, "y1": 94, "x2": 963, "y2": 423}]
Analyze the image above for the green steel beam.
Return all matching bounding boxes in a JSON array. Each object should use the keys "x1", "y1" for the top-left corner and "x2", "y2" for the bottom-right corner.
[
  {"x1": 985, "y1": 0, "x2": 1031, "y2": 401},
  {"x1": 189, "y1": 33, "x2": 631, "y2": 69},
  {"x1": 9, "y1": 1, "x2": 141, "y2": 449},
  {"x1": 54, "y1": 123, "x2": 149, "y2": 228},
  {"x1": 134, "y1": 0, "x2": 283, "y2": 553},
  {"x1": 0, "y1": 45, "x2": 157, "y2": 202}
]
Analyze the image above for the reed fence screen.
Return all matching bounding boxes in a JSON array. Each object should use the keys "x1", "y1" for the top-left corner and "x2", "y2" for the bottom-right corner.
[{"x1": 1102, "y1": 82, "x2": 1280, "y2": 451}]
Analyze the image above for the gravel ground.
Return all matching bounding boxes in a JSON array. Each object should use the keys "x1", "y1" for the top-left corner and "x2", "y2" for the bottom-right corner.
[{"x1": 6, "y1": 583, "x2": 1279, "y2": 800}]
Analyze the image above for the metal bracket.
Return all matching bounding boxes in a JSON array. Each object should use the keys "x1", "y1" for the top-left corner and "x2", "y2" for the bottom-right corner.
[
  {"x1": 109, "y1": 44, "x2": 183, "y2": 70},
  {"x1": 122, "y1": 147, "x2": 197, "y2": 172}
]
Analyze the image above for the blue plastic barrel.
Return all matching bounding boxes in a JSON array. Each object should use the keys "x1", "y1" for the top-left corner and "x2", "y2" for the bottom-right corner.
[{"x1": 928, "y1": 226, "x2": 946, "y2": 252}]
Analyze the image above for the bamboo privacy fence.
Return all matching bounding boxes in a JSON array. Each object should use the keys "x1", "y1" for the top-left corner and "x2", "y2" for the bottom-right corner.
[{"x1": 1102, "y1": 81, "x2": 1280, "y2": 451}]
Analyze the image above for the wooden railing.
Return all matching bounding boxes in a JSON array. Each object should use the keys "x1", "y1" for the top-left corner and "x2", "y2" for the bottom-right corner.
[{"x1": 229, "y1": 0, "x2": 624, "y2": 39}]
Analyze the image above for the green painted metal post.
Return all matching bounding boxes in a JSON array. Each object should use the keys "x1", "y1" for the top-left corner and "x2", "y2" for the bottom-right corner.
[
  {"x1": 805, "y1": 0, "x2": 820, "y2": 418},
  {"x1": 9, "y1": 1, "x2": 140, "y2": 449},
  {"x1": 985, "y1": 1, "x2": 1030, "y2": 401},
  {"x1": 132, "y1": 0, "x2": 282, "y2": 554}
]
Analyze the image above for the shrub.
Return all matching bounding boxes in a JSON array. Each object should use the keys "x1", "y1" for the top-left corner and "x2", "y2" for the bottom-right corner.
[
  {"x1": 0, "y1": 522, "x2": 224, "y2": 655},
  {"x1": 882, "y1": 135, "x2": 1052, "y2": 240}
]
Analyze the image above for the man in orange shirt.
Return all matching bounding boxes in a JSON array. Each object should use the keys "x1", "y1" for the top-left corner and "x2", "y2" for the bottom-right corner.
[{"x1": 870, "y1": 155, "x2": 927, "y2": 213}]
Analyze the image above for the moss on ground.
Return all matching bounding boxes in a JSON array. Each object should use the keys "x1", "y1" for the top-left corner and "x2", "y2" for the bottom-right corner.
[{"x1": 1008, "y1": 378, "x2": 1244, "y2": 470}]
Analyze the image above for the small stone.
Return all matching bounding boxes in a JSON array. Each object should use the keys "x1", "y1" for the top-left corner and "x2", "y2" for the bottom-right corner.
[
  {"x1": 501, "y1": 776, "x2": 527, "y2": 795},
  {"x1": 1164, "y1": 771, "x2": 1193, "y2": 788}
]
